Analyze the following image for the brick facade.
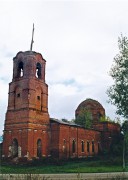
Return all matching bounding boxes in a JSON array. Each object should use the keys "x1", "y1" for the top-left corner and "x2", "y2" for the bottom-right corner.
[
  {"x1": 75, "y1": 99, "x2": 105, "y2": 125},
  {"x1": 2, "y1": 51, "x2": 121, "y2": 161},
  {"x1": 50, "y1": 119, "x2": 101, "y2": 159},
  {"x1": 2, "y1": 51, "x2": 50, "y2": 159}
]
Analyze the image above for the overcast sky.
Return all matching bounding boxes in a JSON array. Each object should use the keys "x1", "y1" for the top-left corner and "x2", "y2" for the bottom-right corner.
[{"x1": 0, "y1": 0, "x2": 127, "y2": 135}]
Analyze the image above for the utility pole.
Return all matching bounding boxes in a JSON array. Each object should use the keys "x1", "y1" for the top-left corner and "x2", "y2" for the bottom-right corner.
[{"x1": 123, "y1": 137, "x2": 125, "y2": 170}]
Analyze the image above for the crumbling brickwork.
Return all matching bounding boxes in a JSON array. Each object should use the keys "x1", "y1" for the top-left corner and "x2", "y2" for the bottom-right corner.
[
  {"x1": 50, "y1": 119, "x2": 101, "y2": 159},
  {"x1": 75, "y1": 99, "x2": 105, "y2": 125},
  {"x1": 2, "y1": 51, "x2": 50, "y2": 159},
  {"x1": 2, "y1": 51, "x2": 121, "y2": 161}
]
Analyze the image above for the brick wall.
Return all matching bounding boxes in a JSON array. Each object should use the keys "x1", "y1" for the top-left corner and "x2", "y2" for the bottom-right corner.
[{"x1": 50, "y1": 121, "x2": 101, "y2": 159}]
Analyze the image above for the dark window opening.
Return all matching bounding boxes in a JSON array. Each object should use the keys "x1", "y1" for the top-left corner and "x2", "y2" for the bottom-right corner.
[
  {"x1": 18, "y1": 61, "x2": 24, "y2": 77},
  {"x1": 92, "y1": 141, "x2": 95, "y2": 152},
  {"x1": 87, "y1": 141, "x2": 90, "y2": 153},
  {"x1": 98, "y1": 142, "x2": 100, "y2": 153},
  {"x1": 37, "y1": 96, "x2": 40, "y2": 100},
  {"x1": 12, "y1": 138, "x2": 18, "y2": 158},
  {"x1": 17, "y1": 93, "x2": 20, "y2": 98},
  {"x1": 36, "y1": 63, "x2": 41, "y2": 79},
  {"x1": 81, "y1": 141, "x2": 84, "y2": 152},
  {"x1": 97, "y1": 112, "x2": 102, "y2": 120},
  {"x1": 37, "y1": 139, "x2": 42, "y2": 158},
  {"x1": 63, "y1": 139, "x2": 66, "y2": 145},
  {"x1": 72, "y1": 140, "x2": 76, "y2": 153},
  {"x1": 63, "y1": 139, "x2": 66, "y2": 153}
]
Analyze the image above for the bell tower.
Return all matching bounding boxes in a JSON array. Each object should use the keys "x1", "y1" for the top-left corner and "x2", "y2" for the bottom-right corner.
[{"x1": 2, "y1": 51, "x2": 50, "y2": 159}]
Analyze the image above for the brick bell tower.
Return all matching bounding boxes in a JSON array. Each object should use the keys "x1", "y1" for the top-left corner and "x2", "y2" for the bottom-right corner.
[{"x1": 2, "y1": 50, "x2": 50, "y2": 159}]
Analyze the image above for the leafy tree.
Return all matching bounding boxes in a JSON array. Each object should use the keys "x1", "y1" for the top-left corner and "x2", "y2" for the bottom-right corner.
[
  {"x1": 74, "y1": 107, "x2": 93, "y2": 128},
  {"x1": 100, "y1": 116, "x2": 111, "y2": 122},
  {"x1": 109, "y1": 133, "x2": 123, "y2": 156},
  {"x1": 61, "y1": 118, "x2": 69, "y2": 123},
  {"x1": 107, "y1": 34, "x2": 128, "y2": 118},
  {"x1": 100, "y1": 116, "x2": 121, "y2": 125},
  {"x1": 114, "y1": 116, "x2": 121, "y2": 125},
  {"x1": 70, "y1": 119, "x2": 75, "y2": 123}
]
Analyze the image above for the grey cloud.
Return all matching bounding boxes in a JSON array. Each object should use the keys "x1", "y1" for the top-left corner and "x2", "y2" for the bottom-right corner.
[{"x1": 1, "y1": 0, "x2": 128, "y2": 135}]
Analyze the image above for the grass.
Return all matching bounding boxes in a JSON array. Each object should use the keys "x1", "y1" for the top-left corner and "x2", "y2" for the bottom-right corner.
[
  {"x1": 0, "y1": 165, "x2": 124, "y2": 174},
  {"x1": 1, "y1": 156, "x2": 128, "y2": 174}
]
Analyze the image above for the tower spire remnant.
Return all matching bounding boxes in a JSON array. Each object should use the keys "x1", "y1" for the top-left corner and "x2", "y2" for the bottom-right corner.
[{"x1": 30, "y1": 23, "x2": 34, "y2": 51}]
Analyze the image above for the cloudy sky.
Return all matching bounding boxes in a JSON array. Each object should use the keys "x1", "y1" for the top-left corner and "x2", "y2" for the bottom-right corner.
[{"x1": 0, "y1": 0, "x2": 127, "y2": 135}]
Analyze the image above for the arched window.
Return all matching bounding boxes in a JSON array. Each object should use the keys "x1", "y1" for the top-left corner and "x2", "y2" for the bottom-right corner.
[
  {"x1": 36, "y1": 63, "x2": 41, "y2": 78},
  {"x1": 98, "y1": 142, "x2": 100, "y2": 153},
  {"x1": 72, "y1": 139, "x2": 76, "y2": 153},
  {"x1": 12, "y1": 138, "x2": 18, "y2": 157},
  {"x1": 18, "y1": 61, "x2": 24, "y2": 77},
  {"x1": 63, "y1": 139, "x2": 66, "y2": 153},
  {"x1": 63, "y1": 139, "x2": 66, "y2": 145},
  {"x1": 87, "y1": 141, "x2": 90, "y2": 153},
  {"x1": 81, "y1": 141, "x2": 84, "y2": 152},
  {"x1": 92, "y1": 141, "x2": 95, "y2": 152},
  {"x1": 37, "y1": 139, "x2": 42, "y2": 158},
  {"x1": 97, "y1": 112, "x2": 102, "y2": 120}
]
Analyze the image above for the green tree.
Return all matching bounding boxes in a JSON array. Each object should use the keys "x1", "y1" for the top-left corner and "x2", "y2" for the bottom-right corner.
[
  {"x1": 107, "y1": 34, "x2": 128, "y2": 118},
  {"x1": 100, "y1": 116, "x2": 111, "y2": 122},
  {"x1": 109, "y1": 133, "x2": 123, "y2": 156},
  {"x1": 114, "y1": 116, "x2": 121, "y2": 125},
  {"x1": 61, "y1": 118, "x2": 69, "y2": 123},
  {"x1": 74, "y1": 107, "x2": 93, "y2": 128}
]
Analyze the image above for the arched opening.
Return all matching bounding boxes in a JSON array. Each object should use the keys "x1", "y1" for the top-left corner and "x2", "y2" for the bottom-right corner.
[
  {"x1": 97, "y1": 112, "x2": 102, "y2": 120},
  {"x1": 12, "y1": 138, "x2": 18, "y2": 158},
  {"x1": 63, "y1": 139, "x2": 66, "y2": 145},
  {"x1": 81, "y1": 140, "x2": 84, "y2": 152},
  {"x1": 87, "y1": 141, "x2": 90, "y2": 153},
  {"x1": 63, "y1": 139, "x2": 66, "y2": 153},
  {"x1": 72, "y1": 140, "x2": 76, "y2": 153},
  {"x1": 18, "y1": 61, "x2": 24, "y2": 77},
  {"x1": 98, "y1": 142, "x2": 101, "y2": 154},
  {"x1": 36, "y1": 63, "x2": 41, "y2": 79},
  {"x1": 92, "y1": 141, "x2": 95, "y2": 153},
  {"x1": 37, "y1": 139, "x2": 42, "y2": 158}
]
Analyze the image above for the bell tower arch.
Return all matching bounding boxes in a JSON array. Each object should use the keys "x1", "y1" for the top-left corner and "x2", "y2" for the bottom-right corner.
[{"x1": 2, "y1": 51, "x2": 50, "y2": 159}]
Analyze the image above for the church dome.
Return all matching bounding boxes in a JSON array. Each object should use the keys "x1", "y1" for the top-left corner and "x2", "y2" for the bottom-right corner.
[{"x1": 75, "y1": 98, "x2": 105, "y2": 125}]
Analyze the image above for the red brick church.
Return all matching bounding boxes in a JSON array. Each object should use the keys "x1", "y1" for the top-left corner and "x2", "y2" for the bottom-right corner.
[{"x1": 2, "y1": 51, "x2": 120, "y2": 160}]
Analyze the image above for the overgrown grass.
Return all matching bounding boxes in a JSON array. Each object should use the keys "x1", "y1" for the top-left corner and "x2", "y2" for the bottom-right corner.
[
  {"x1": 1, "y1": 165, "x2": 123, "y2": 174},
  {"x1": 1, "y1": 156, "x2": 128, "y2": 174}
]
